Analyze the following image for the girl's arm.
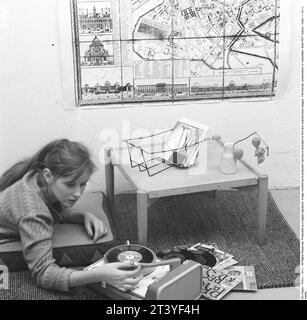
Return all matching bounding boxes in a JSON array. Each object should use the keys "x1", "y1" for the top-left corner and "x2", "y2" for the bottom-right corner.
[
  {"x1": 69, "y1": 262, "x2": 143, "y2": 291},
  {"x1": 18, "y1": 214, "x2": 141, "y2": 292},
  {"x1": 18, "y1": 214, "x2": 74, "y2": 292}
]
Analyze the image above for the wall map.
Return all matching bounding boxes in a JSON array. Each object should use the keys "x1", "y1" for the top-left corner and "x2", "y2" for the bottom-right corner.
[{"x1": 71, "y1": 0, "x2": 280, "y2": 106}]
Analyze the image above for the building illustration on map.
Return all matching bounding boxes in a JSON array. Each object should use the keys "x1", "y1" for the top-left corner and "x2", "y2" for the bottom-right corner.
[
  {"x1": 71, "y1": 0, "x2": 280, "y2": 106},
  {"x1": 81, "y1": 36, "x2": 114, "y2": 66}
]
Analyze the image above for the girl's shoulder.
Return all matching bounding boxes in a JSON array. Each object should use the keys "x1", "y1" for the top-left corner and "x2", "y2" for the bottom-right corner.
[
  {"x1": 0, "y1": 172, "x2": 52, "y2": 223},
  {"x1": 21, "y1": 172, "x2": 48, "y2": 205},
  {"x1": 9, "y1": 171, "x2": 40, "y2": 197},
  {"x1": 2, "y1": 172, "x2": 46, "y2": 210}
]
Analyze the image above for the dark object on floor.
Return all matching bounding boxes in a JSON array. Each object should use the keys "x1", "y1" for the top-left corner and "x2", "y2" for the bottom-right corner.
[{"x1": 156, "y1": 247, "x2": 217, "y2": 268}]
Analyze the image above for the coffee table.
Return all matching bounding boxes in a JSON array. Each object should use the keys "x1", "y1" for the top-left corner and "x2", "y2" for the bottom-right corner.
[{"x1": 104, "y1": 141, "x2": 268, "y2": 246}]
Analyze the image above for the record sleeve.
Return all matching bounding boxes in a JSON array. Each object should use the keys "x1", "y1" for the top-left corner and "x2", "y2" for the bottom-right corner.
[{"x1": 224, "y1": 266, "x2": 258, "y2": 291}]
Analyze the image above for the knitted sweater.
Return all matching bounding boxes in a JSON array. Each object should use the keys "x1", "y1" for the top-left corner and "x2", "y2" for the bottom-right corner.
[{"x1": 0, "y1": 171, "x2": 74, "y2": 292}]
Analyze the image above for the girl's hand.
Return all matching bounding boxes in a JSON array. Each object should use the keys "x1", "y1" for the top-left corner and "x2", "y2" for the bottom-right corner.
[
  {"x1": 94, "y1": 262, "x2": 143, "y2": 291},
  {"x1": 84, "y1": 212, "x2": 108, "y2": 242}
]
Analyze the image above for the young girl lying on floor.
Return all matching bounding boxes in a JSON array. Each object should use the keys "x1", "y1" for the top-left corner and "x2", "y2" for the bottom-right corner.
[{"x1": 0, "y1": 139, "x2": 142, "y2": 292}]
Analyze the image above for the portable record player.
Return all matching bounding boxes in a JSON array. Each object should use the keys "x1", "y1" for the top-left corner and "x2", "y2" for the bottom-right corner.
[{"x1": 85, "y1": 243, "x2": 203, "y2": 300}]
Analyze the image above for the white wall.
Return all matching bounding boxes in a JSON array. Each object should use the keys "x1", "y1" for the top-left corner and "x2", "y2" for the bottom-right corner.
[{"x1": 0, "y1": 0, "x2": 302, "y2": 192}]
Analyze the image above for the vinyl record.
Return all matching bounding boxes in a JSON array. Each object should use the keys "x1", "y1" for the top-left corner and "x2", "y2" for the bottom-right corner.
[
  {"x1": 104, "y1": 244, "x2": 156, "y2": 265},
  {"x1": 192, "y1": 250, "x2": 217, "y2": 268},
  {"x1": 156, "y1": 248, "x2": 194, "y2": 263},
  {"x1": 157, "y1": 247, "x2": 217, "y2": 268}
]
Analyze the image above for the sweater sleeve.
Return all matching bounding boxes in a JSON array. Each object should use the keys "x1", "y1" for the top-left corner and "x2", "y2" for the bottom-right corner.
[{"x1": 18, "y1": 214, "x2": 74, "y2": 292}]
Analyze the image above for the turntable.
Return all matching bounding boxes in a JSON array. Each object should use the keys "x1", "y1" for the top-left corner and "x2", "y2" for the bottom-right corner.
[{"x1": 85, "y1": 242, "x2": 203, "y2": 300}]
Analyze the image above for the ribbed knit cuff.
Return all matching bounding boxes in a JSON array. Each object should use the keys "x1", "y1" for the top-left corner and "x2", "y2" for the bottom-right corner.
[
  {"x1": 59, "y1": 267, "x2": 75, "y2": 292},
  {"x1": 40, "y1": 265, "x2": 75, "y2": 292}
]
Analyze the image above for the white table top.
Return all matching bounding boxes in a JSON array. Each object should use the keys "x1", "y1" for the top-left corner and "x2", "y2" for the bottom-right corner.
[{"x1": 110, "y1": 141, "x2": 260, "y2": 198}]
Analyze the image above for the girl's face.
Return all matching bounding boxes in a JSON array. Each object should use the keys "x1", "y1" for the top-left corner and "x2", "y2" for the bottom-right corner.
[{"x1": 50, "y1": 171, "x2": 91, "y2": 208}]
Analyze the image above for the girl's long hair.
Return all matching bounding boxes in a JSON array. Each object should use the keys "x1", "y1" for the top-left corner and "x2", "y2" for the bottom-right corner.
[{"x1": 0, "y1": 139, "x2": 97, "y2": 192}]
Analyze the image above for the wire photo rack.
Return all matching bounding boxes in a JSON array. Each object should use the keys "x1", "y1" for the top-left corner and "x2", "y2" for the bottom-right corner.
[{"x1": 123, "y1": 119, "x2": 209, "y2": 177}]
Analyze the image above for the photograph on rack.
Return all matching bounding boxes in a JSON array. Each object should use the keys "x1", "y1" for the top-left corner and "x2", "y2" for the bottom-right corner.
[{"x1": 0, "y1": 0, "x2": 304, "y2": 303}]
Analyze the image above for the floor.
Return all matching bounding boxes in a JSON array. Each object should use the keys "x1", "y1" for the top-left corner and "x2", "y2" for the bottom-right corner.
[{"x1": 224, "y1": 188, "x2": 301, "y2": 300}]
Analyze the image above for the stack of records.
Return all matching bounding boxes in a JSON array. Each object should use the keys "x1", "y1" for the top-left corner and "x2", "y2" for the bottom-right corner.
[
  {"x1": 157, "y1": 242, "x2": 257, "y2": 300},
  {"x1": 188, "y1": 243, "x2": 257, "y2": 299},
  {"x1": 188, "y1": 243, "x2": 238, "y2": 271}
]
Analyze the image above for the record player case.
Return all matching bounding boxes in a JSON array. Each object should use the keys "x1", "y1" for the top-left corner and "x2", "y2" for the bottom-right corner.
[{"x1": 86, "y1": 258, "x2": 203, "y2": 300}]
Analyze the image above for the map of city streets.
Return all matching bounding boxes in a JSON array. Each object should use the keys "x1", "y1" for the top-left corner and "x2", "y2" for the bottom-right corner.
[{"x1": 72, "y1": 0, "x2": 280, "y2": 106}]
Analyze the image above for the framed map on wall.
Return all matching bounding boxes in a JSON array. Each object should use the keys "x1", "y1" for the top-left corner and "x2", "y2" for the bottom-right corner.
[{"x1": 70, "y1": 0, "x2": 280, "y2": 107}]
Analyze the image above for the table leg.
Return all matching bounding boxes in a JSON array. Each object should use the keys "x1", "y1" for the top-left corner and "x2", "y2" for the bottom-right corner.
[
  {"x1": 257, "y1": 175, "x2": 269, "y2": 245},
  {"x1": 105, "y1": 147, "x2": 114, "y2": 211},
  {"x1": 137, "y1": 190, "x2": 148, "y2": 246}
]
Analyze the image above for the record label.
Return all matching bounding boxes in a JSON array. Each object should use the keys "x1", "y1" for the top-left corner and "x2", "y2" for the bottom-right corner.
[
  {"x1": 118, "y1": 251, "x2": 143, "y2": 263},
  {"x1": 104, "y1": 244, "x2": 157, "y2": 275},
  {"x1": 104, "y1": 244, "x2": 156, "y2": 264}
]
